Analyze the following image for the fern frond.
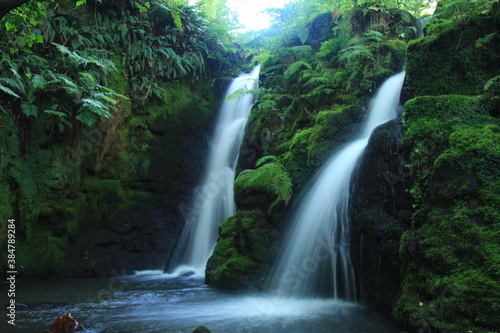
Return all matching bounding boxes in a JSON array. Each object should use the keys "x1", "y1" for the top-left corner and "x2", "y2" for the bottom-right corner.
[
  {"x1": 305, "y1": 76, "x2": 331, "y2": 86},
  {"x1": 257, "y1": 99, "x2": 277, "y2": 110},
  {"x1": 21, "y1": 102, "x2": 39, "y2": 117},
  {"x1": 256, "y1": 155, "x2": 280, "y2": 168},
  {"x1": 45, "y1": 109, "x2": 68, "y2": 118},
  {"x1": 225, "y1": 87, "x2": 261, "y2": 101},
  {"x1": 82, "y1": 98, "x2": 107, "y2": 111},
  {"x1": 0, "y1": 77, "x2": 25, "y2": 96},
  {"x1": 31, "y1": 74, "x2": 47, "y2": 92},
  {"x1": 475, "y1": 32, "x2": 497, "y2": 48},
  {"x1": 0, "y1": 83, "x2": 21, "y2": 98},
  {"x1": 284, "y1": 61, "x2": 313, "y2": 79},
  {"x1": 93, "y1": 92, "x2": 119, "y2": 105},
  {"x1": 484, "y1": 75, "x2": 500, "y2": 91}
]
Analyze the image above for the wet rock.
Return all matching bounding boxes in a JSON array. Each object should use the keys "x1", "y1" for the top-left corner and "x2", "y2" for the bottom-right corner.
[
  {"x1": 349, "y1": 119, "x2": 412, "y2": 313},
  {"x1": 192, "y1": 326, "x2": 211, "y2": 333},
  {"x1": 50, "y1": 313, "x2": 85, "y2": 333}
]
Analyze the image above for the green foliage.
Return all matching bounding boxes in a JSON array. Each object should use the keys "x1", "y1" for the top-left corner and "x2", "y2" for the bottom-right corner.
[
  {"x1": 425, "y1": 0, "x2": 498, "y2": 35},
  {"x1": 234, "y1": 162, "x2": 292, "y2": 218},
  {"x1": 484, "y1": 75, "x2": 500, "y2": 92},
  {"x1": 284, "y1": 60, "x2": 313, "y2": 79},
  {"x1": 0, "y1": 43, "x2": 124, "y2": 128}
]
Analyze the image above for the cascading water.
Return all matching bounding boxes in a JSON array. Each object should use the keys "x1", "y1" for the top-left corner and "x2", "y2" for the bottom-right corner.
[
  {"x1": 270, "y1": 71, "x2": 406, "y2": 299},
  {"x1": 169, "y1": 66, "x2": 260, "y2": 276}
]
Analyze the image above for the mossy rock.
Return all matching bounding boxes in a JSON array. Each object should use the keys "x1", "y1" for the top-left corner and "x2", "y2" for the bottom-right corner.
[
  {"x1": 282, "y1": 128, "x2": 314, "y2": 191},
  {"x1": 308, "y1": 105, "x2": 364, "y2": 168},
  {"x1": 205, "y1": 210, "x2": 277, "y2": 290},
  {"x1": 397, "y1": 93, "x2": 500, "y2": 331},
  {"x1": 16, "y1": 229, "x2": 69, "y2": 278},
  {"x1": 404, "y1": 11, "x2": 500, "y2": 99},
  {"x1": 234, "y1": 162, "x2": 292, "y2": 225}
]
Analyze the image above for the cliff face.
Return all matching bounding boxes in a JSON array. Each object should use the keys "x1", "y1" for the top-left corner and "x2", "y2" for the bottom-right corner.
[{"x1": 393, "y1": 3, "x2": 500, "y2": 331}]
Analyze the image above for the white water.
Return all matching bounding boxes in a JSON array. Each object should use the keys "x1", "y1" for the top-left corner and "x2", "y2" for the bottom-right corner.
[
  {"x1": 271, "y1": 71, "x2": 406, "y2": 299},
  {"x1": 170, "y1": 66, "x2": 260, "y2": 276}
]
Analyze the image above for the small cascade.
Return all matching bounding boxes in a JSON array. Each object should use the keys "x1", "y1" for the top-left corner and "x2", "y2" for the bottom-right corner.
[
  {"x1": 270, "y1": 71, "x2": 406, "y2": 299},
  {"x1": 169, "y1": 66, "x2": 260, "y2": 276}
]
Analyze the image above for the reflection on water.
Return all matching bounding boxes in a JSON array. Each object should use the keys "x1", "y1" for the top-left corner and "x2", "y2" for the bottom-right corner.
[{"x1": 1, "y1": 272, "x2": 405, "y2": 333}]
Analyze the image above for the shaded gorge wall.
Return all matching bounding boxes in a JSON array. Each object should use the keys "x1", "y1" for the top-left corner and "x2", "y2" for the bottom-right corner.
[{"x1": 0, "y1": 75, "x2": 230, "y2": 279}]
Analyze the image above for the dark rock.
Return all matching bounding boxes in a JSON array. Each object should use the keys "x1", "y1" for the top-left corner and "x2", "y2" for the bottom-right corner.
[
  {"x1": 50, "y1": 313, "x2": 85, "y2": 333},
  {"x1": 349, "y1": 119, "x2": 413, "y2": 313},
  {"x1": 192, "y1": 326, "x2": 211, "y2": 333},
  {"x1": 306, "y1": 13, "x2": 336, "y2": 51}
]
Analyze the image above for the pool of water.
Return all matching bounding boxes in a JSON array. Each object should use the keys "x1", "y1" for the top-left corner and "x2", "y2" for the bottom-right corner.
[{"x1": 1, "y1": 271, "x2": 407, "y2": 332}]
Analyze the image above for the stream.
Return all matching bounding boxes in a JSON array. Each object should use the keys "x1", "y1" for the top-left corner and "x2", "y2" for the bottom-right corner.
[{"x1": 1, "y1": 271, "x2": 406, "y2": 332}]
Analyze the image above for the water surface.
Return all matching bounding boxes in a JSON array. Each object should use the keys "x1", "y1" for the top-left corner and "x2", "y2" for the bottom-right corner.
[{"x1": 1, "y1": 272, "x2": 405, "y2": 332}]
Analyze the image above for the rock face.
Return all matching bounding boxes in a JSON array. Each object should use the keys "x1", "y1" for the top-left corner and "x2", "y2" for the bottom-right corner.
[
  {"x1": 392, "y1": 3, "x2": 500, "y2": 331},
  {"x1": 349, "y1": 119, "x2": 412, "y2": 313}
]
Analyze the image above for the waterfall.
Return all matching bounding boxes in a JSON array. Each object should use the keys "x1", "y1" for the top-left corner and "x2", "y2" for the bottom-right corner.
[
  {"x1": 270, "y1": 71, "x2": 406, "y2": 299},
  {"x1": 169, "y1": 66, "x2": 260, "y2": 276}
]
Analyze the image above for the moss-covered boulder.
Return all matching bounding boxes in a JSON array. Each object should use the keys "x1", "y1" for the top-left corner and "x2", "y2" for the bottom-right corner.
[
  {"x1": 234, "y1": 161, "x2": 292, "y2": 225},
  {"x1": 395, "y1": 95, "x2": 500, "y2": 332},
  {"x1": 282, "y1": 105, "x2": 364, "y2": 190},
  {"x1": 205, "y1": 210, "x2": 277, "y2": 289}
]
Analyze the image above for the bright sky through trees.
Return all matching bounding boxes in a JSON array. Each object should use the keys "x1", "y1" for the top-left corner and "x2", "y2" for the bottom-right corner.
[
  {"x1": 227, "y1": 0, "x2": 292, "y2": 31},
  {"x1": 226, "y1": 0, "x2": 291, "y2": 31}
]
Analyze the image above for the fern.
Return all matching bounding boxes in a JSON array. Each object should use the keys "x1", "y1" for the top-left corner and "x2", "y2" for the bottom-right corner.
[
  {"x1": 338, "y1": 45, "x2": 374, "y2": 62},
  {"x1": 484, "y1": 75, "x2": 500, "y2": 91},
  {"x1": 304, "y1": 76, "x2": 331, "y2": 86},
  {"x1": 31, "y1": 74, "x2": 47, "y2": 91},
  {"x1": 225, "y1": 87, "x2": 260, "y2": 101},
  {"x1": 363, "y1": 30, "x2": 384, "y2": 43},
  {"x1": 257, "y1": 99, "x2": 277, "y2": 110},
  {"x1": 317, "y1": 39, "x2": 340, "y2": 58},
  {"x1": 0, "y1": 83, "x2": 21, "y2": 98},
  {"x1": 44, "y1": 109, "x2": 68, "y2": 118},
  {"x1": 21, "y1": 103, "x2": 39, "y2": 117},
  {"x1": 475, "y1": 32, "x2": 497, "y2": 48},
  {"x1": 256, "y1": 155, "x2": 280, "y2": 168},
  {"x1": 284, "y1": 61, "x2": 313, "y2": 79}
]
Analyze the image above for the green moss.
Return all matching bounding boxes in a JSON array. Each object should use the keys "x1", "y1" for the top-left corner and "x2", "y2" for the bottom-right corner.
[
  {"x1": 398, "y1": 94, "x2": 500, "y2": 331},
  {"x1": 17, "y1": 229, "x2": 69, "y2": 278},
  {"x1": 282, "y1": 128, "x2": 313, "y2": 190},
  {"x1": 405, "y1": 17, "x2": 500, "y2": 98},
  {"x1": 234, "y1": 162, "x2": 292, "y2": 224},
  {"x1": 308, "y1": 106, "x2": 360, "y2": 166},
  {"x1": 206, "y1": 210, "x2": 277, "y2": 289}
]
